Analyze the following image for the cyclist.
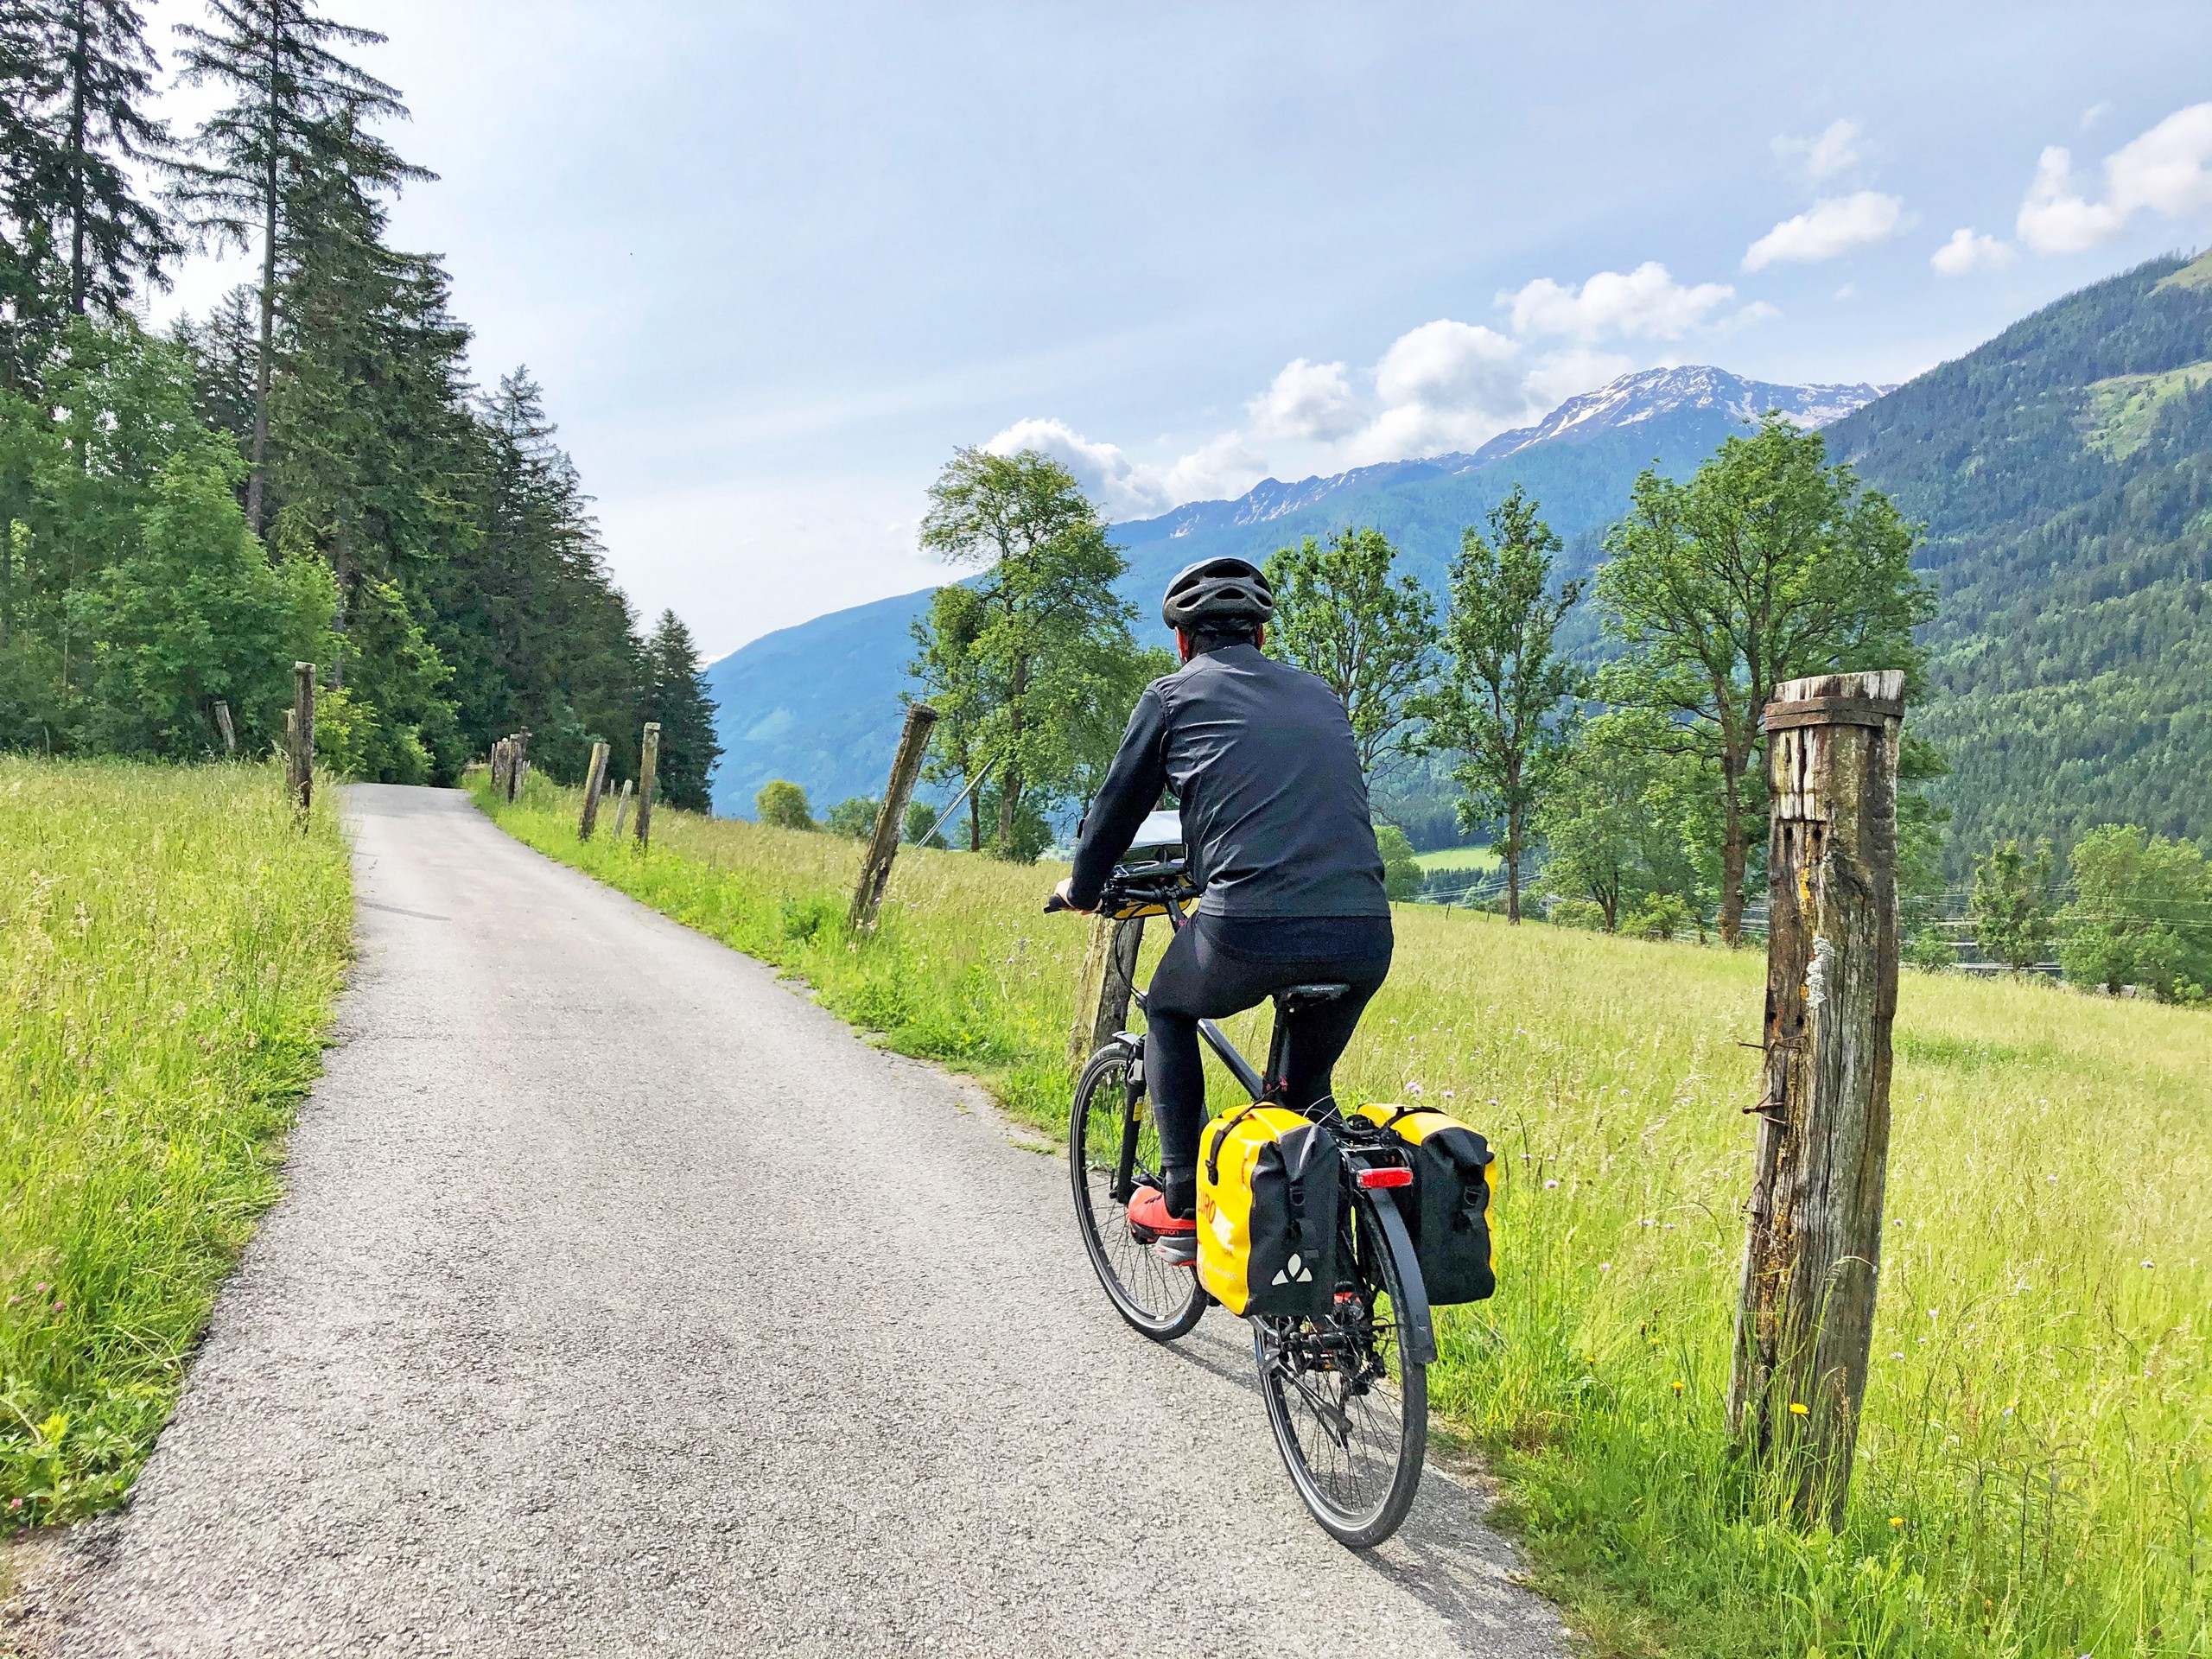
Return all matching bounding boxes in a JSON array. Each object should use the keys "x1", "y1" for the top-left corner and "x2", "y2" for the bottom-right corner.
[{"x1": 1051, "y1": 555, "x2": 1394, "y2": 1267}]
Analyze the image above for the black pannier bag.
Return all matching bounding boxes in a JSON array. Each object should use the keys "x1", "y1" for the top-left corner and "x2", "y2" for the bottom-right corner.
[{"x1": 1355, "y1": 1104, "x2": 1497, "y2": 1304}]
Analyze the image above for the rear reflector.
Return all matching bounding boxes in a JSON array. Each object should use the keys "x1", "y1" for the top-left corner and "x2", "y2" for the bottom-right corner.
[{"x1": 1357, "y1": 1167, "x2": 1413, "y2": 1189}]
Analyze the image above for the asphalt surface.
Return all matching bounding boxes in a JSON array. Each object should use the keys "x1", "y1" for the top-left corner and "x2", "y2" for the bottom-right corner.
[{"x1": 39, "y1": 785, "x2": 1562, "y2": 1658}]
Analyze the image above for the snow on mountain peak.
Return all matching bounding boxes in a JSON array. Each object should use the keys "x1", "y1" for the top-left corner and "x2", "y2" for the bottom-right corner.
[{"x1": 1470, "y1": 365, "x2": 1892, "y2": 464}]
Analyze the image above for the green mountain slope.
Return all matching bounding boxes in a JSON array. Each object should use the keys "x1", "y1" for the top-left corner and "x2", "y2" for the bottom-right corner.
[{"x1": 1827, "y1": 251, "x2": 2212, "y2": 873}]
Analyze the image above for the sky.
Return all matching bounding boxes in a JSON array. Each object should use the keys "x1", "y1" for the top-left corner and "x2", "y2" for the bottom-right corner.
[{"x1": 147, "y1": 1, "x2": 2212, "y2": 659}]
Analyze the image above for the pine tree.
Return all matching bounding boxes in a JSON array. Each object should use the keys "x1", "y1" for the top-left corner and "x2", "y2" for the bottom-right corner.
[
  {"x1": 639, "y1": 609, "x2": 721, "y2": 813},
  {"x1": 433, "y1": 368, "x2": 642, "y2": 781},
  {"x1": 17, "y1": 0, "x2": 175, "y2": 317},
  {"x1": 169, "y1": 283, "x2": 257, "y2": 443},
  {"x1": 168, "y1": 0, "x2": 423, "y2": 531}
]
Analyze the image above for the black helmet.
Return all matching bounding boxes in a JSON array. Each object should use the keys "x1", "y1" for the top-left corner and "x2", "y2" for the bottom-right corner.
[{"x1": 1162, "y1": 556, "x2": 1274, "y2": 631}]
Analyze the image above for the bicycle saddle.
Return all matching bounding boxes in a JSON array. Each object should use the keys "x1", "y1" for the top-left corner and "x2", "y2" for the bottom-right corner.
[{"x1": 1274, "y1": 982, "x2": 1351, "y2": 1012}]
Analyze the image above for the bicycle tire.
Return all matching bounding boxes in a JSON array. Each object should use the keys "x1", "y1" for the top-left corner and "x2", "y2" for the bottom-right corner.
[
  {"x1": 1067, "y1": 1041, "x2": 1206, "y2": 1342},
  {"x1": 1254, "y1": 1185, "x2": 1428, "y2": 1548}
]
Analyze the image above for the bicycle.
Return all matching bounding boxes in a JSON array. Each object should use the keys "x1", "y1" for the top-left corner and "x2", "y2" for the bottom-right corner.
[{"x1": 1047, "y1": 831, "x2": 1435, "y2": 1548}]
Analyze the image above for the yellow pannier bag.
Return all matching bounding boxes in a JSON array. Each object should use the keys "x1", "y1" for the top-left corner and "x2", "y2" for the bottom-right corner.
[
  {"x1": 1353, "y1": 1104, "x2": 1498, "y2": 1305},
  {"x1": 1196, "y1": 1103, "x2": 1340, "y2": 1319}
]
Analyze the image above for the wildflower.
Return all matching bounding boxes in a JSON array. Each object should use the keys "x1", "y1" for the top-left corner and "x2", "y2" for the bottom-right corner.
[
  {"x1": 1890, "y1": 1516, "x2": 1904, "y2": 1529},
  {"x1": 1670, "y1": 1380, "x2": 1684, "y2": 1395},
  {"x1": 1441, "y1": 1090, "x2": 1455, "y2": 1100},
  {"x1": 1890, "y1": 1351, "x2": 1904, "y2": 1360},
  {"x1": 1789, "y1": 1402, "x2": 1809, "y2": 1415},
  {"x1": 51, "y1": 1301, "x2": 62, "y2": 1313},
  {"x1": 1404, "y1": 1082, "x2": 1423, "y2": 1097},
  {"x1": 1543, "y1": 1179, "x2": 1560, "y2": 1190},
  {"x1": 2141, "y1": 1260, "x2": 2155, "y2": 1270},
  {"x1": 1598, "y1": 1262, "x2": 1611, "y2": 1273}
]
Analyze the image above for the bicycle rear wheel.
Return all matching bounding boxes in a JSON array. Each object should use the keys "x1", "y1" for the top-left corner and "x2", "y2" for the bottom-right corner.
[
  {"x1": 1067, "y1": 1041, "x2": 1206, "y2": 1341},
  {"x1": 1254, "y1": 1186, "x2": 1427, "y2": 1547}
]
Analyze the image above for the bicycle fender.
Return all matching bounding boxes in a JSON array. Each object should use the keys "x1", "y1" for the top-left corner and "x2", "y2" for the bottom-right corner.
[{"x1": 1368, "y1": 1192, "x2": 1438, "y2": 1368}]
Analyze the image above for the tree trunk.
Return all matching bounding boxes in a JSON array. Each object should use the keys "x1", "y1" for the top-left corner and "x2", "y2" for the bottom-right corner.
[
  {"x1": 67, "y1": 1, "x2": 87, "y2": 315},
  {"x1": 1504, "y1": 803, "x2": 1523, "y2": 924},
  {"x1": 1719, "y1": 754, "x2": 1747, "y2": 945},
  {"x1": 246, "y1": 25, "x2": 280, "y2": 536},
  {"x1": 1728, "y1": 671, "x2": 1905, "y2": 1529}
]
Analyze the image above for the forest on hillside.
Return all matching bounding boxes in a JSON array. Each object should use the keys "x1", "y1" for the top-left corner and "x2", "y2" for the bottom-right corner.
[
  {"x1": 1827, "y1": 251, "x2": 2212, "y2": 872},
  {"x1": 0, "y1": 0, "x2": 718, "y2": 805}
]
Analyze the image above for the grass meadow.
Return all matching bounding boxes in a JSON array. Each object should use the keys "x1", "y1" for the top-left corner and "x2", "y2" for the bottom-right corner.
[
  {"x1": 480, "y1": 775, "x2": 2209, "y2": 1659},
  {"x1": 0, "y1": 759, "x2": 351, "y2": 1526}
]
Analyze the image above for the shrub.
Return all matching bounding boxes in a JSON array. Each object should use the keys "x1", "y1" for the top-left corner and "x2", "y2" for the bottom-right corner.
[
  {"x1": 823, "y1": 797, "x2": 880, "y2": 840},
  {"x1": 755, "y1": 779, "x2": 815, "y2": 830}
]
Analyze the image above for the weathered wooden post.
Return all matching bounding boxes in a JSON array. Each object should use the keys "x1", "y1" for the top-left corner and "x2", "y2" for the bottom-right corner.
[
  {"x1": 849, "y1": 703, "x2": 939, "y2": 933},
  {"x1": 1728, "y1": 670, "x2": 1905, "y2": 1529},
  {"x1": 578, "y1": 741, "x2": 611, "y2": 840},
  {"x1": 1067, "y1": 912, "x2": 1147, "y2": 1068},
  {"x1": 634, "y1": 722, "x2": 660, "y2": 849},
  {"x1": 213, "y1": 699, "x2": 237, "y2": 756},
  {"x1": 507, "y1": 729, "x2": 531, "y2": 804},
  {"x1": 611, "y1": 779, "x2": 633, "y2": 840},
  {"x1": 289, "y1": 662, "x2": 315, "y2": 817}
]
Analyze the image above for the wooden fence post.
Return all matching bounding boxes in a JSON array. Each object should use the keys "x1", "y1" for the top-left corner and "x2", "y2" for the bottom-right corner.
[
  {"x1": 289, "y1": 662, "x2": 315, "y2": 817},
  {"x1": 507, "y1": 729, "x2": 531, "y2": 804},
  {"x1": 1067, "y1": 912, "x2": 1146, "y2": 1068},
  {"x1": 578, "y1": 741, "x2": 611, "y2": 840},
  {"x1": 611, "y1": 779, "x2": 633, "y2": 840},
  {"x1": 635, "y1": 723, "x2": 660, "y2": 848},
  {"x1": 213, "y1": 699, "x2": 236, "y2": 756},
  {"x1": 1727, "y1": 669, "x2": 1905, "y2": 1529},
  {"x1": 849, "y1": 703, "x2": 939, "y2": 933}
]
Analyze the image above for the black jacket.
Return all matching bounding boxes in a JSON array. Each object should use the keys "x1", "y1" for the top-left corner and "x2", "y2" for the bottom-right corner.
[{"x1": 1069, "y1": 643, "x2": 1389, "y2": 918}]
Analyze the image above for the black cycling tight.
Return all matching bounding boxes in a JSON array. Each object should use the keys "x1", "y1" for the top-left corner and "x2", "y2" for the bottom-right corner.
[{"x1": 1145, "y1": 912, "x2": 1392, "y2": 1217}]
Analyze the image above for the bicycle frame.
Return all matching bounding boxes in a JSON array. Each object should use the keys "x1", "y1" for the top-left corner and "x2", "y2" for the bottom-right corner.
[{"x1": 1113, "y1": 892, "x2": 1437, "y2": 1368}]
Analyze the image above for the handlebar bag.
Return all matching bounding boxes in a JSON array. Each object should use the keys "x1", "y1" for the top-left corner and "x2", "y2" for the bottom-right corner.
[
  {"x1": 1197, "y1": 1104, "x2": 1341, "y2": 1320},
  {"x1": 1354, "y1": 1104, "x2": 1497, "y2": 1305}
]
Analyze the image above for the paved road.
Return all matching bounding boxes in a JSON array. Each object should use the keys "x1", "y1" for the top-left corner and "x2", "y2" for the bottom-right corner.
[{"x1": 37, "y1": 785, "x2": 1560, "y2": 1658}]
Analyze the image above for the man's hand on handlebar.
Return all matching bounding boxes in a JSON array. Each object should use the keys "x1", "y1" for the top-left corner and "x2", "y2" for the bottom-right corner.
[{"x1": 1044, "y1": 876, "x2": 1094, "y2": 916}]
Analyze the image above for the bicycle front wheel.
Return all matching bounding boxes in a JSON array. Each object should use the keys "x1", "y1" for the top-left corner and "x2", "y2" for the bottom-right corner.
[
  {"x1": 1254, "y1": 1186, "x2": 1428, "y2": 1547},
  {"x1": 1067, "y1": 1041, "x2": 1206, "y2": 1342}
]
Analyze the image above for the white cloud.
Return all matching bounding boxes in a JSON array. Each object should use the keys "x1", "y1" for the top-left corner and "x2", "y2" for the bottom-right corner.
[
  {"x1": 981, "y1": 417, "x2": 1265, "y2": 518},
  {"x1": 1519, "y1": 347, "x2": 1636, "y2": 411},
  {"x1": 1245, "y1": 357, "x2": 1363, "y2": 442},
  {"x1": 2018, "y1": 146, "x2": 2127, "y2": 252},
  {"x1": 1773, "y1": 118, "x2": 1862, "y2": 183},
  {"x1": 1930, "y1": 227, "x2": 2017, "y2": 276},
  {"x1": 1500, "y1": 262, "x2": 1736, "y2": 341},
  {"x1": 2017, "y1": 104, "x2": 2212, "y2": 253},
  {"x1": 2081, "y1": 102, "x2": 2111, "y2": 132},
  {"x1": 1373, "y1": 319, "x2": 1523, "y2": 414},
  {"x1": 1743, "y1": 191, "x2": 1905, "y2": 270}
]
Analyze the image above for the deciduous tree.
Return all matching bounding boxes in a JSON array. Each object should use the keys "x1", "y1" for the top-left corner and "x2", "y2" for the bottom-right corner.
[
  {"x1": 1414, "y1": 486, "x2": 1583, "y2": 924},
  {"x1": 1971, "y1": 838, "x2": 2055, "y2": 974},
  {"x1": 910, "y1": 448, "x2": 1163, "y2": 859},
  {"x1": 1262, "y1": 526, "x2": 1434, "y2": 775},
  {"x1": 1596, "y1": 417, "x2": 1932, "y2": 944}
]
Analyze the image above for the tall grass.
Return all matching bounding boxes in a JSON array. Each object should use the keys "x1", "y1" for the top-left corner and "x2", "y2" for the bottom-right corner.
[
  {"x1": 483, "y1": 777, "x2": 2209, "y2": 1659},
  {"x1": 0, "y1": 759, "x2": 350, "y2": 1524}
]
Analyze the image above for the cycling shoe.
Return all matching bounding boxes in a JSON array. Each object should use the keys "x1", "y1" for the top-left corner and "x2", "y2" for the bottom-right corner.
[{"x1": 1127, "y1": 1187, "x2": 1197, "y2": 1266}]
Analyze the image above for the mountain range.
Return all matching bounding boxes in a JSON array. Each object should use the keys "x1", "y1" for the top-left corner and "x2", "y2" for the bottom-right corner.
[
  {"x1": 705, "y1": 255, "x2": 2212, "y2": 879},
  {"x1": 703, "y1": 365, "x2": 1887, "y2": 819}
]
